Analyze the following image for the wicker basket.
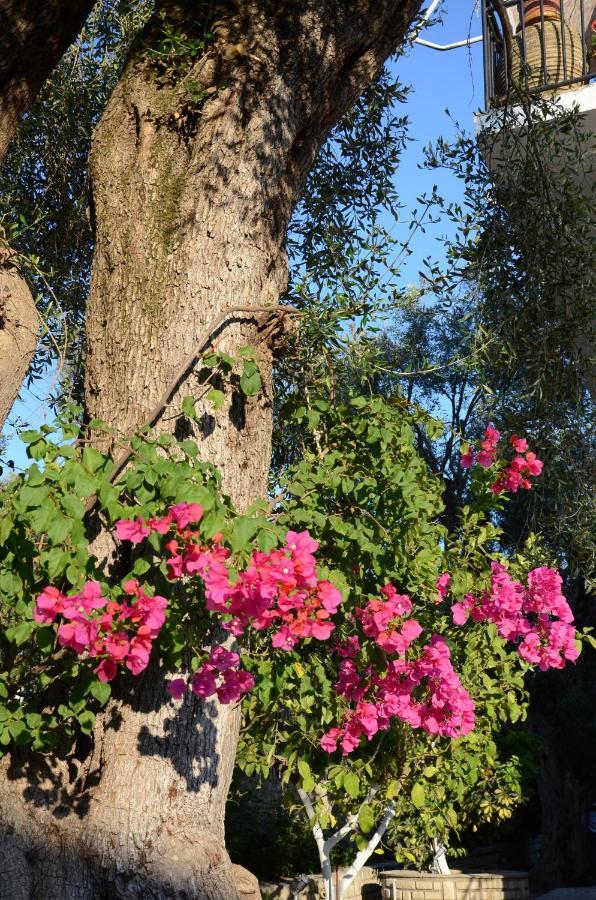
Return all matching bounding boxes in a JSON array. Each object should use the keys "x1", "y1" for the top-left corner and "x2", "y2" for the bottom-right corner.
[{"x1": 498, "y1": 18, "x2": 585, "y2": 95}]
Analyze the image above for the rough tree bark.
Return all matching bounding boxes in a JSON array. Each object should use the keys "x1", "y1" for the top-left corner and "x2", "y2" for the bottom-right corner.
[
  {"x1": 0, "y1": 1, "x2": 422, "y2": 897},
  {"x1": 0, "y1": 247, "x2": 38, "y2": 429},
  {"x1": 0, "y1": 0, "x2": 95, "y2": 432},
  {"x1": 529, "y1": 709, "x2": 593, "y2": 892}
]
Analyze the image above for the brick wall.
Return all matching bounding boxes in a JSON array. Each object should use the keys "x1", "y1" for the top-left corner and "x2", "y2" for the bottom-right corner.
[
  {"x1": 380, "y1": 870, "x2": 529, "y2": 900},
  {"x1": 261, "y1": 867, "x2": 529, "y2": 900}
]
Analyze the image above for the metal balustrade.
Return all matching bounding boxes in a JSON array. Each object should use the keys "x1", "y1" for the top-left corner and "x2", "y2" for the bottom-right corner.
[{"x1": 482, "y1": 0, "x2": 595, "y2": 106}]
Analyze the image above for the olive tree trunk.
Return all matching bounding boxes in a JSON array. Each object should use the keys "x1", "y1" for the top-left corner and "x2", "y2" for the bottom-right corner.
[{"x1": 0, "y1": 1, "x2": 422, "y2": 896}]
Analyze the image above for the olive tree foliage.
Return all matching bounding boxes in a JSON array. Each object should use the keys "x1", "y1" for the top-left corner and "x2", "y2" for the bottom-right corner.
[{"x1": 386, "y1": 97, "x2": 596, "y2": 590}]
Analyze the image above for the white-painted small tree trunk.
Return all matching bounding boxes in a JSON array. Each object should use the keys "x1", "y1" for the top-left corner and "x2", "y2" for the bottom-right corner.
[
  {"x1": 338, "y1": 804, "x2": 396, "y2": 899},
  {"x1": 297, "y1": 786, "x2": 396, "y2": 900},
  {"x1": 430, "y1": 837, "x2": 451, "y2": 875}
]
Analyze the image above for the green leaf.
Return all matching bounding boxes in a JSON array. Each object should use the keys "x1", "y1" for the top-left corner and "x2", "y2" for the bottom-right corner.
[
  {"x1": 230, "y1": 517, "x2": 258, "y2": 553},
  {"x1": 302, "y1": 774, "x2": 315, "y2": 792},
  {"x1": 297, "y1": 759, "x2": 311, "y2": 780},
  {"x1": 182, "y1": 395, "x2": 197, "y2": 420},
  {"x1": 355, "y1": 834, "x2": 369, "y2": 852},
  {"x1": 46, "y1": 514, "x2": 72, "y2": 545},
  {"x1": 83, "y1": 447, "x2": 105, "y2": 473},
  {"x1": 19, "y1": 484, "x2": 50, "y2": 509},
  {"x1": 8, "y1": 621, "x2": 35, "y2": 647},
  {"x1": 240, "y1": 365, "x2": 262, "y2": 397},
  {"x1": 411, "y1": 782, "x2": 426, "y2": 809},
  {"x1": 26, "y1": 464, "x2": 45, "y2": 486},
  {"x1": 8, "y1": 719, "x2": 26, "y2": 741},
  {"x1": 60, "y1": 495, "x2": 85, "y2": 519},
  {"x1": 45, "y1": 549, "x2": 70, "y2": 581},
  {"x1": 77, "y1": 710, "x2": 96, "y2": 734},
  {"x1": 73, "y1": 466, "x2": 97, "y2": 497},
  {"x1": 358, "y1": 803, "x2": 375, "y2": 834},
  {"x1": 207, "y1": 388, "x2": 225, "y2": 410},
  {"x1": 36, "y1": 626, "x2": 55, "y2": 653},
  {"x1": 344, "y1": 772, "x2": 360, "y2": 799},
  {"x1": 385, "y1": 778, "x2": 400, "y2": 800},
  {"x1": 90, "y1": 681, "x2": 111, "y2": 705}
]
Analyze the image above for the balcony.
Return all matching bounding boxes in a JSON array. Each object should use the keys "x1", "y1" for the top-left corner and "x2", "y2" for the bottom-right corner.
[
  {"x1": 481, "y1": 0, "x2": 595, "y2": 106},
  {"x1": 477, "y1": 0, "x2": 596, "y2": 190}
]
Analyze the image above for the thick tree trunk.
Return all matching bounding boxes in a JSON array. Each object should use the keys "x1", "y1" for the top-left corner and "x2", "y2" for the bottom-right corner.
[
  {"x1": 529, "y1": 709, "x2": 593, "y2": 892},
  {"x1": 0, "y1": 1, "x2": 422, "y2": 896},
  {"x1": 0, "y1": 0, "x2": 95, "y2": 431},
  {"x1": 0, "y1": 247, "x2": 38, "y2": 429},
  {"x1": 0, "y1": 0, "x2": 94, "y2": 161}
]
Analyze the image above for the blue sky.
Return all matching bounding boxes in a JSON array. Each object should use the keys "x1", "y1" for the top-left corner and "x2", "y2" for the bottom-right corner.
[
  {"x1": 2, "y1": 0, "x2": 485, "y2": 471},
  {"x1": 390, "y1": 0, "x2": 485, "y2": 283}
]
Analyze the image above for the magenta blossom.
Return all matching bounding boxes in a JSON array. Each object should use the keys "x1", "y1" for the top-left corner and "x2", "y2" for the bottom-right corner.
[{"x1": 115, "y1": 517, "x2": 151, "y2": 544}]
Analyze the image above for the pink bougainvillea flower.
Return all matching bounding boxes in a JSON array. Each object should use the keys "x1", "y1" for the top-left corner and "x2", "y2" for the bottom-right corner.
[
  {"x1": 476, "y1": 450, "x2": 495, "y2": 469},
  {"x1": 216, "y1": 669, "x2": 255, "y2": 704},
  {"x1": 320, "y1": 727, "x2": 341, "y2": 753},
  {"x1": 191, "y1": 665, "x2": 218, "y2": 699},
  {"x1": 105, "y1": 631, "x2": 130, "y2": 662},
  {"x1": 94, "y1": 658, "x2": 118, "y2": 682},
  {"x1": 169, "y1": 503, "x2": 203, "y2": 529},
  {"x1": 482, "y1": 423, "x2": 500, "y2": 447},
  {"x1": 63, "y1": 580, "x2": 107, "y2": 619},
  {"x1": 316, "y1": 581, "x2": 342, "y2": 614},
  {"x1": 34, "y1": 586, "x2": 68, "y2": 623},
  {"x1": 167, "y1": 678, "x2": 188, "y2": 700},
  {"x1": 125, "y1": 635, "x2": 152, "y2": 675},
  {"x1": 451, "y1": 601, "x2": 470, "y2": 626},
  {"x1": 57, "y1": 617, "x2": 98, "y2": 655},
  {"x1": 510, "y1": 435, "x2": 528, "y2": 453},
  {"x1": 114, "y1": 517, "x2": 151, "y2": 544},
  {"x1": 460, "y1": 449, "x2": 474, "y2": 468},
  {"x1": 147, "y1": 514, "x2": 172, "y2": 534},
  {"x1": 524, "y1": 452, "x2": 543, "y2": 476},
  {"x1": 209, "y1": 646, "x2": 240, "y2": 671},
  {"x1": 285, "y1": 530, "x2": 319, "y2": 556},
  {"x1": 271, "y1": 625, "x2": 298, "y2": 650},
  {"x1": 435, "y1": 572, "x2": 451, "y2": 603}
]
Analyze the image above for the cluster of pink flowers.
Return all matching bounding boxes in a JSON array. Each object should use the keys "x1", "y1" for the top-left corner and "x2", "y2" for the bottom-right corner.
[
  {"x1": 461, "y1": 427, "x2": 543, "y2": 495},
  {"x1": 33, "y1": 578, "x2": 167, "y2": 682},
  {"x1": 159, "y1": 524, "x2": 343, "y2": 650},
  {"x1": 34, "y1": 491, "x2": 577, "y2": 759},
  {"x1": 461, "y1": 423, "x2": 501, "y2": 470},
  {"x1": 451, "y1": 562, "x2": 578, "y2": 671},
  {"x1": 355, "y1": 584, "x2": 422, "y2": 653},
  {"x1": 114, "y1": 501, "x2": 205, "y2": 544},
  {"x1": 115, "y1": 508, "x2": 343, "y2": 700},
  {"x1": 321, "y1": 631, "x2": 475, "y2": 755},
  {"x1": 167, "y1": 646, "x2": 255, "y2": 704}
]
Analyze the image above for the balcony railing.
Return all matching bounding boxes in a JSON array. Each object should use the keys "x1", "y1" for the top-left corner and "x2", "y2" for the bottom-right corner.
[{"x1": 482, "y1": 0, "x2": 595, "y2": 107}]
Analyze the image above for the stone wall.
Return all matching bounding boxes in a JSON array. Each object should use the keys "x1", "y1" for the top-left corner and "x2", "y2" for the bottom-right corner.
[
  {"x1": 380, "y1": 870, "x2": 529, "y2": 900},
  {"x1": 260, "y1": 866, "x2": 381, "y2": 900},
  {"x1": 261, "y1": 868, "x2": 529, "y2": 900}
]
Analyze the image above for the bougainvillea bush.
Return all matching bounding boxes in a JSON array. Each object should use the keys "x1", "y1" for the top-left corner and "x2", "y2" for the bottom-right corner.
[{"x1": 0, "y1": 399, "x2": 583, "y2": 869}]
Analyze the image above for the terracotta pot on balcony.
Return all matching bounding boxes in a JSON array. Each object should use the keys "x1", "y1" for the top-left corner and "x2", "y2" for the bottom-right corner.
[
  {"x1": 497, "y1": 0, "x2": 586, "y2": 94},
  {"x1": 589, "y1": 20, "x2": 596, "y2": 75},
  {"x1": 522, "y1": 0, "x2": 562, "y2": 27}
]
